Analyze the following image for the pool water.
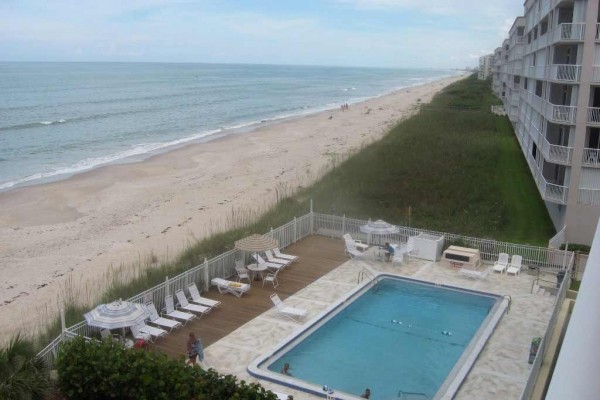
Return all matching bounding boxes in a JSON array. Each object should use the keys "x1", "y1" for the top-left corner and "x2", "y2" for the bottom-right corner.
[{"x1": 267, "y1": 278, "x2": 497, "y2": 399}]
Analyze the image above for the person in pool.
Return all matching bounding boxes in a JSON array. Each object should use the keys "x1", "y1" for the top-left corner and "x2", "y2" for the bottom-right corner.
[
  {"x1": 361, "y1": 388, "x2": 371, "y2": 398},
  {"x1": 281, "y1": 362, "x2": 292, "y2": 376}
]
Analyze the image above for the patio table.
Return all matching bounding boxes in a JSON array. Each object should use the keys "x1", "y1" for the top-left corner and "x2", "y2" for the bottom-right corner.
[{"x1": 247, "y1": 263, "x2": 268, "y2": 281}]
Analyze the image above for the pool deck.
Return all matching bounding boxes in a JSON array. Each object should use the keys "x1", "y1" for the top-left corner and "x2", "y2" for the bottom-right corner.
[{"x1": 156, "y1": 235, "x2": 557, "y2": 400}]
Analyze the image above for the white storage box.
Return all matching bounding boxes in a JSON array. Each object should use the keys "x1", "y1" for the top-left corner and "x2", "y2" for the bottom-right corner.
[{"x1": 414, "y1": 233, "x2": 445, "y2": 261}]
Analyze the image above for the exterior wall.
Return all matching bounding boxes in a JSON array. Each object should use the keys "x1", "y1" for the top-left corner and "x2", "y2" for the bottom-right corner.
[
  {"x1": 493, "y1": 0, "x2": 600, "y2": 245},
  {"x1": 478, "y1": 54, "x2": 494, "y2": 80}
]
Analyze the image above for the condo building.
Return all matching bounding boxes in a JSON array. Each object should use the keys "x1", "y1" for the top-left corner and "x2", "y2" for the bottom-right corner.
[
  {"x1": 492, "y1": 0, "x2": 600, "y2": 245},
  {"x1": 478, "y1": 54, "x2": 494, "y2": 80}
]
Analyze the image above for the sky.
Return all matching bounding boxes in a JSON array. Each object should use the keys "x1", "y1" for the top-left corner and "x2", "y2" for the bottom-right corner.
[{"x1": 0, "y1": 0, "x2": 524, "y2": 68}]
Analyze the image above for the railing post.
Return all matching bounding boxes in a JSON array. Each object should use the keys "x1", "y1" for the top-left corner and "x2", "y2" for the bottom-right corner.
[
  {"x1": 60, "y1": 308, "x2": 66, "y2": 341},
  {"x1": 203, "y1": 258, "x2": 209, "y2": 291},
  {"x1": 342, "y1": 214, "x2": 346, "y2": 236},
  {"x1": 309, "y1": 199, "x2": 314, "y2": 234},
  {"x1": 294, "y1": 217, "x2": 298, "y2": 243}
]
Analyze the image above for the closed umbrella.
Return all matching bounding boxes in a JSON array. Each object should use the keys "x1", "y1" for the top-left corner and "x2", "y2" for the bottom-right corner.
[
  {"x1": 360, "y1": 219, "x2": 400, "y2": 244},
  {"x1": 84, "y1": 299, "x2": 150, "y2": 330}
]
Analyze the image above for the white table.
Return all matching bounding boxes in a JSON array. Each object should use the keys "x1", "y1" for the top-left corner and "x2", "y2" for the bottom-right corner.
[{"x1": 246, "y1": 263, "x2": 268, "y2": 281}]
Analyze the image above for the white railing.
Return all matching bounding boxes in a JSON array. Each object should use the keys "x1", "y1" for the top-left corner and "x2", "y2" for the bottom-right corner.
[
  {"x1": 520, "y1": 256, "x2": 573, "y2": 400},
  {"x1": 545, "y1": 101, "x2": 577, "y2": 124},
  {"x1": 592, "y1": 66, "x2": 600, "y2": 83},
  {"x1": 528, "y1": 65, "x2": 546, "y2": 80},
  {"x1": 587, "y1": 107, "x2": 600, "y2": 125},
  {"x1": 582, "y1": 148, "x2": 600, "y2": 166},
  {"x1": 548, "y1": 226, "x2": 566, "y2": 249},
  {"x1": 552, "y1": 23, "x2": 586, "y2": 42},
  {"x1": 516, "y1": 36, "x2": 526, "y2": 44},
  {"x1": 511, "y1": 94, "x2": 520, "y2": 106},
  {"x1": 540, "y1": 137, "x2": 573, "y2": 165},
  {"x1": 539, "y1": 175, "x2": 569, "y2": 204},
  {"x1": 509, "y1": 109, "x2": 519, "y2": 122},
  {"x1": 579, "y1": 188, "x2": 600, "y2": 205},
  {"x1": 509, "y1": 51, "x2": 524, "y2": 62},
  {"x1": 547, "y1": 64, "x2": 581, "y2": 82}
]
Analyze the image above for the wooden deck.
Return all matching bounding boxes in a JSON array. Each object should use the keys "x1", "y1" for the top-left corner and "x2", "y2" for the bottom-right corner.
[{"x1": 151, "y1": 235, "x2": 347, "y2": 360}]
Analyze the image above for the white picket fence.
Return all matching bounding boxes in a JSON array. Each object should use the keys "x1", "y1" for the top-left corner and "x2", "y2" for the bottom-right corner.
[{"x1": 36, "y1": 210, "x2": 573, "y2": 369}]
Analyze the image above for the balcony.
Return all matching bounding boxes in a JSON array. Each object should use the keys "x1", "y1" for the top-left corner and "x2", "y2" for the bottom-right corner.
[
  {"x1": 544, "y1": 101, "x2": 577, "y2": 124},
  {"x1": 546, "y1": 64, "x2": 581, "y2": 83},
  {"x1": 527, "y1": 65, "x2": 545, "y2": 80},
  {"x1": 511, "y1": 93, "x2": 520, "y2": 106},
  {"x1": 539, "y1": 175, "x2": 569, "y2": 204},
  {"x1": 509, "y1": 110, "x2": 519, "y2": 122},
  {"x1": 516, "y1": 36, "x2": 526, "y2": 45},
  {"x1": 582, "y1": 148, "x2": 600, "y2": 166},
  {"x1": 540, "y1": 137, "x2": 573, "y2": 165},
  {"x1": 587, "y1": 107, "x2": 600, "y2": 126},
  {"x1": 552, "y1": 23, "x2": 586, "y2": 43},
  {"x1": 592, "y1": 66, "x2": 600, "y2": 83},
  {"x1": 579, "y1": 188, "x2": 600, "y2": 205}
]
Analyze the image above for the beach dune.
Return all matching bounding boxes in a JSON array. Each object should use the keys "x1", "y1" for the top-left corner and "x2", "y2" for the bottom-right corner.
[{"x1": 0, "y1": 75, "x2": 465, "y2": 341}]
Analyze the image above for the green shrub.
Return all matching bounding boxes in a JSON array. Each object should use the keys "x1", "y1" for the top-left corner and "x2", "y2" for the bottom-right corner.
[
  {"x1": 56, "y1": 337, "x2": 281, "y2": 400},
  {"x1": 0, "y1": 335, "x2": 50, "y2": 400},
  {"x1": 559, "y1": 243, "x2": 590, "y2": 253}
]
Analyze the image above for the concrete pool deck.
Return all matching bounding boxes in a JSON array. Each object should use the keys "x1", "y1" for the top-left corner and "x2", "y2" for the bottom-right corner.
[{"x1": 201, "y1": 246, "x2": 556, "y2": 399}]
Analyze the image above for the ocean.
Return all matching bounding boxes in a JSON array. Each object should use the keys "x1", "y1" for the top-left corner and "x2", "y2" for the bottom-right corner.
[{"x1": 0, "y1": 62, "x2": 459, "y2": 191}]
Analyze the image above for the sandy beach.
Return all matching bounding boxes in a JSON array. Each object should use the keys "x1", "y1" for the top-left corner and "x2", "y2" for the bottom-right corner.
[{"x1": 0, "y1": 74, "x2": 465, "y2": 341}]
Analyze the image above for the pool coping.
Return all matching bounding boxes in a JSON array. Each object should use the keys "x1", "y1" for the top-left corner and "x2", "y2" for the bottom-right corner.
[{"x1": 247, "y1": 273, "x2": 509, "y2": 399}]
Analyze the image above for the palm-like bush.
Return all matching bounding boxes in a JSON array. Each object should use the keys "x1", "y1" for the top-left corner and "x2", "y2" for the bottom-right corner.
[{"x1": 0, "y1": 334, "x2": 50, "y2": 400}]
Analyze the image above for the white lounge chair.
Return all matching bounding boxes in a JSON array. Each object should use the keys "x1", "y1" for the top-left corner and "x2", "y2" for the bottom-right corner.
[
  {"x1": 493, "y1": 252, "x2": 510, "y2": 273},
  {"x1": 187, "y1": 283, "x2": 221, "y2": 308},
  {"x1": 253, "y1": 253, "x2": 283, "y2": 271},
  {"x1": 263, "y1": 268, "x2": 280, "y2": 288},
  {"x1": 273, "y1": 248, "x2": 298, "y2": 263},
  {"x1": 145, "y1": 302, "x2": 182, "y2": 331},
  {"x1": 345, "y1": 240, "x2": 366, "y2": 259},
  {"x1": 459, "y1": 267, "x2": 491, "y2": 280},
  {"x1": 211, "y1": 278, "x2": 251, "y2": 298},
  {"x1": 175, "y1": 289, "x2": 210, "y2": 316},
  {"x1": 164, "y1": 295, "x2": 196, "y2": 324},
  {"x1": 131, "y1": 322, "x2": 166, "y2": 342},
  {"x1": 342, "y1": 234, "x2": 369, "y2": 251},
  {"x1": 264, "y1": 249, "x2": 292, "y2": 268},
  {"x1": 270, "y1": 293, "x2": 307, "y2": 322},
  {"x1": 506, "y1": 255, "x2": 523, "y2": 276}
]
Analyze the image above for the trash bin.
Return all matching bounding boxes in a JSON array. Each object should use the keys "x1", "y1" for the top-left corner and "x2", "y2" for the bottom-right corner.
[
  {"x1": 556, "y1": 270, "x2": 566, "y2": 288},
  {"x1": 529, "y1": 337, "x2": 542, "y2": 364}
]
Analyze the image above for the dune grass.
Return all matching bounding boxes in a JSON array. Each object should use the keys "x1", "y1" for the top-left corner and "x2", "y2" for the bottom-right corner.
[{"x1": 38, "y1": 74, "x2": 555, "y2": 346}]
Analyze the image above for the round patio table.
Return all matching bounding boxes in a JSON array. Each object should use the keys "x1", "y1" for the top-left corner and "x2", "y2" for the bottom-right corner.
[{"x1": 246, "y1": 263, "x2": 268, "y2": 281}]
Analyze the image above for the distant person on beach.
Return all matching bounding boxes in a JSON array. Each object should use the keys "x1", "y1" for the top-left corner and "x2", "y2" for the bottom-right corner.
[
  {"x1": 186, "y1": 332, "x2": 204, "y2": 366},
  {"x1": 361, "y1": 388, "x2": 371, "y2": 398},
  {"x1": 281, "y1": 362, "x2": 292, "y2": 376},
  {"x1": 383, "y1": 242, "x2": 394, "y2": 262}
]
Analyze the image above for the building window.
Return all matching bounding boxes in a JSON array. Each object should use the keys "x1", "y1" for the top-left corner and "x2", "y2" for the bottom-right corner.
[
  {"x1": 540, "y1": 20, "x2": 548, "y2": 35},
  {"x1": 533, "y1": 26, "x2": 538, "y2": 40},
  {"x1": 518, "y1": 27, "x2": 525, "y2": 36},
  {"x1": 535, "y1": 80, "x2": 543, "y2": 97},
  {"x1": 524, "y1": 79, "x2": 528, "y2": 90}
]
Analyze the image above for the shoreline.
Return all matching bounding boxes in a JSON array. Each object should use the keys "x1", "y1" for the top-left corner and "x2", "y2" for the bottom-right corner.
[{"x1": 0, "y1": 74, "x2": 466, "y2": 341}]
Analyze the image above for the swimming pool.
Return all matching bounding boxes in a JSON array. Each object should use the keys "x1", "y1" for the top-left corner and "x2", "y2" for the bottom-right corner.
[{"x1": 249, "y1": 274, "x2": 507, "y2": 399}]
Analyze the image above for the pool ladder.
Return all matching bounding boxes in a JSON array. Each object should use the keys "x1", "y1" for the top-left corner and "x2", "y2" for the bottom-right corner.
[{"x1": 357, "y1": 268, "x2": 375, "y2": 284}]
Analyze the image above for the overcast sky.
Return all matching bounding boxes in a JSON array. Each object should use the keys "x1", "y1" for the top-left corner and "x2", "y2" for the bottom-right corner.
[{"x1": 0, "y1": 0, "x2": 524, "y2": 68}]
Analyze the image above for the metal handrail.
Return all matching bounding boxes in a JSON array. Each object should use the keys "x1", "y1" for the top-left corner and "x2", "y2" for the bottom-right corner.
[{"x1": 357, "y1": 268, "x2": 375, "y2": 284}]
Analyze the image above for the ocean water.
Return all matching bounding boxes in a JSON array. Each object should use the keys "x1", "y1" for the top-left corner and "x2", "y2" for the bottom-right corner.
[{"x1": 0, "y1": 62, "x2": 459, "y2": 191}]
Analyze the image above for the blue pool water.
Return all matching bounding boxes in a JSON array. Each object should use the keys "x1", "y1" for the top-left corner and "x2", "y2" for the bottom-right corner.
[{"x1": 266, "y1": 278, "x2": 497, "y2": 399}]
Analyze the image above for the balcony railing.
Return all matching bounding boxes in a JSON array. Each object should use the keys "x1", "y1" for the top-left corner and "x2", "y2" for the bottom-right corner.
[
  {"x1": 539, "y1": 175, "x2": 569, "y2": 204},
  {"x1": 528, "y1": 65, "x2": 546, "y2": 80},
  {"x1": 582, "y1": 148, "x2": 600, "y2": 166},
  {"x1": 579, "y1": 188, "x2": 600, "y2": 205},
  {"x1": 516, "y1": 36, "x2": 526, "y2": 44},
  {"x1": 540, "y1": 137, "x2": 573, "y2": 165},
  {"x1": 587, "y1": 107, "x2": 600, "y2": 126},
  {"x1": 547, "y1": 64, "x2": 581, "y2": 82},
  {"x1": 552, "y1": 23, "x2": 586, "y2": 42},
  {"x1": 545, "y1": 101, "x2": 577, "y2": 124}
]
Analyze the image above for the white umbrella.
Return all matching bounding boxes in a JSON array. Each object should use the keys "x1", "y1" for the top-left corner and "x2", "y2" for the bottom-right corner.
[
  {"x1": 360, "y1": 219, "x2": 400, "y2": 244},
  {"x1": 84, "y1": 299, "x2": 150, "y2": 330},
  {"x1": 234, "y1": 234, "x2": 279, "y2": 252}
]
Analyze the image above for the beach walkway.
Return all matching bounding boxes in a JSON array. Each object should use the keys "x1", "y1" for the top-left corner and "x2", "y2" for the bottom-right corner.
[{"x1": 151, "y1": 235, "x2": 348, "y2": 359}]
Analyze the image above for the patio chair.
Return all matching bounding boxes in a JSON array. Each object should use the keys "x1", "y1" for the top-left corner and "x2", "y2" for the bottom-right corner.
[
  {"x1": 273, "y1": 248, "x2": 298, "y2": 263},
  {"x1": 264, "y1": 249, "x2": 292, "y2": 268},
  {"x1": 392, "y1": 245, "x2": 406, "y2": 266},
  {"x1": 343, "y1": 234, "x2": 369, "y2": 251},
  {"x1": 211, "y1": 278, "x2": 251, "y2": 298},
  {"x1": 506, "y1": 255, "x2": 523, "y2": 276},
  {"x1": 175, "y1": 289, "x2": 210, "y2": 316},
  {"x1": 235, "y1": 258, "x2": 245, "y2": 269},
  {"x1": 145, "y1": 302, "x2": 182, "y2": 331},
  {"x1": 164, "y1": 295, "x2": 196, "y2": 324},
  {"x1": 263, "y1": 268, "x2": 280, "y2": 288},
  {"x1": 253, "y1": 253, "x2": 283, "y2": 271},
  {"x1": 131, "y1": 322, "x2": 166, "y2": 343},
  {"x1": 235, "y1": 266, "x2": 252, "y2": 283},
  {"x1": 493, "y1": 253, "x2": 510, "y2": 273},
  {"x1": 270, "y1": 294, "x2": 306, "y2": 322},
  {"x1": 187, "y1": 282, "x2": 221, "y2": 308},
  {"x1": 100, "y1": 329, "x2": 122, "y2": 343},
  {"x1": 405, "y1": 237, "x2": 419, "y2": 263}
]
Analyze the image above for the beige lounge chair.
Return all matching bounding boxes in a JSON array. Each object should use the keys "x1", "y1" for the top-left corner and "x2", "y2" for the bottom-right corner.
[
  {"x1": 253, "y1": 253, "x2": 283, "y2": 271},
  {"x1": 145, "y1": 302, "x2": 182, "y2": 331},
  {"x1": 343, "y1": 234, "x2": 369, "y2": 251},
  {"x1": 270, "y1": 293, "x2": 306, "y2": 322},
  {"x1": 459, "y1": 267, "x2": 491, "y2": 280},
  {"x1": 187, "y1": 283, "x2": 221, "y2": 308},
  {"x1": 506, "y1": 255, "x2": 523, "y2": 276},
  {"x1": 493, "y1": 253, "x2": 510, "y2": 273},
  {"x1": 264, "y1": 249, "x2": 292, "y2": 268},
  {"x1": 164, "y1": 295, "x2": 196, "y2": 324},
  {"x1": 273, "y1": 248, "x2": 298, "y2": 263},
  {"x1": 175, "y1": 289, "x2": 210, "y2": 316},
  {"x1": 211, "y1": 278, "x2": 251, "y2": 298},
  {"x1": 131, "y1": 322, "x2": 166, "y2": 342}
]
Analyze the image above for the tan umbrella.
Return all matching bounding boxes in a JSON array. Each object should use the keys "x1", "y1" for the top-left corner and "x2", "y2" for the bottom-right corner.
[{"x1": 235, "y1": 234, "x2": 279, "y2": 252}]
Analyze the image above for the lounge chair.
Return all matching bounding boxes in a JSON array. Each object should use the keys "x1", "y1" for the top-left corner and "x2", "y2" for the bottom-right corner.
[
  {"x1": 459, "y1": 267, "x2": 491, "y2": 280},
  {"x1": 145, "y1": 302, "x2": 182, "y2": 331},
  {"x1": 263, "y1": 268, "x2": 280, "y2": 288},
  {"x1": 187, "y1": 283, "x2": 221, "y2": 308},
  {"x1": 175, "y1": 289, "x2": 210, "y2": 316},
  {"x1": 493, "y1": 252, "x2": 510, "y2": 273},
  {"x1": 211, "y1": 278, "x2": 251, "y2": 298},
  {"x1": 405, "y1": 237, "x2": 419, "y2": 263},
  {"x1": 270, "y1": 293, "x2": 307, "y2": 322},
  {"x1": 164, "y1": 295, "x2": 196, "y2": 324},
  {"x1": 273, "y1": 248, "x2": 298, "y2": 263},
  {"x1": 345, "y1": 239, "x2": 366, "y2": 259},
  {"x1": 253, "y1": 253, "x2": 283, "y2": 271},
  {"x1": 342, "y1": 234, "x2": 369, "y2": 251},
  {"x1": 506, "y1": 255, "x2": 523, "y2": 276},
  {"x1": 131, "y1": 322, "x2": 166, "y2": 342},
  {"x1": 392, "y1": 245, "x2": 406, "y2": 266},
  {"x1": 264, "y1": 249, "x2": 292, "y2": 267}
]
